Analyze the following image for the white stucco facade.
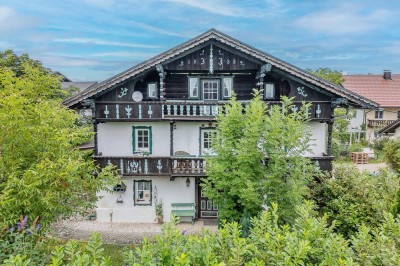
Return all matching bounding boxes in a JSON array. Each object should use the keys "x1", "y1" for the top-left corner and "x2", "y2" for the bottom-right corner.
[
  {"x1": 305, "y1": 122, "x2": 327, "y2": 157},
  {"x1": 96, "y1": 176, "x2": 196, "y2": 223}
]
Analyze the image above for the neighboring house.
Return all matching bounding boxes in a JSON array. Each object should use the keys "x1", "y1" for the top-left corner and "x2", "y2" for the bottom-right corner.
[
  {"x1": 378, "y1": 118, "x2": 400, "y2": 139},
  {"x1": 64, "y1": 29, "x2": 376, "y2": 223},
  {"x1": 343, "y1": 71, "x2": 400, "y2": 141}
]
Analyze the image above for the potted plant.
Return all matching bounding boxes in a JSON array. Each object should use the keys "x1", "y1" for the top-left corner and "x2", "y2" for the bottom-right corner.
[{"x1": 155, "y1": 200, "x2": 164, "y2": 224}]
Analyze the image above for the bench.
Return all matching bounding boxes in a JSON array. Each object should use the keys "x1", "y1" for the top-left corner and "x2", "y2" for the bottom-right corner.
[{"x1": 171, "y1": 203, "x2": 196, "y2": 224}]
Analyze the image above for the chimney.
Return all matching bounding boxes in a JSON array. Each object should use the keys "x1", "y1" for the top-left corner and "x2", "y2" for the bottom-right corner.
[{"x1": 383, "y1": 70, "x2": 391, "y2": 80}]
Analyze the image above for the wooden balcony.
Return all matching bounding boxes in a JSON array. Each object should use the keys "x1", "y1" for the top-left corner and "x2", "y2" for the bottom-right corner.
[
  {"x1": 94, "y1": 156, "x2": 206, "y2": 176},
  {"x1": 94, "y1": 156, "x2": 333, "y2": 176},
  {"x1": 367, "y1": 119, "x2": 396, "y2": 127},
  {"x1": 95, "y1": 101, "x2": 332, "y2": 121}
]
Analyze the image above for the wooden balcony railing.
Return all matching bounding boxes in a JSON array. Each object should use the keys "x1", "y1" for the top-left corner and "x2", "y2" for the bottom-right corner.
[
  {"x1": 95, "y1": 101, "x2": 332, "y2": 121},
  {"x1": 94, "y1": 156, "x2": 333, "y2": 176},
  {"x1": 367, "y1": 119, "x2": 396, "y2": 127}
]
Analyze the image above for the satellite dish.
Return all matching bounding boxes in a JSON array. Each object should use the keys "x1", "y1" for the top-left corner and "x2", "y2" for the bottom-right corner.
[{"x1": 132, "y1": 91, "x2": 143, "y2": 102}]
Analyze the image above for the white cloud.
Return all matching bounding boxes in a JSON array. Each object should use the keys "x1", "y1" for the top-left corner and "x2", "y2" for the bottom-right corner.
[
  {"x1": 90, "y1": 51, "x2": 156, "y2": 58},
  {"x1": 128, "y1": 21, "x2": 194, "y2": 38},
  {"x1": 53, "y1": 38, "x2": 161, "y2": 49},
  {"x1": 296, "y1": 4, "x2": 393, "y2": 35},
  {"x1": 162, "y1": 0, "x2": 257, "y2": 17},
  {"x1": 35, "y1": 54, "x2": 103, "y2": 67},
  {"x1": 0, "y1": 6, "x2": 37, "y2": 33},
  {"x1": 81, "y1": 0, "x2": 117, "y2": 8}
]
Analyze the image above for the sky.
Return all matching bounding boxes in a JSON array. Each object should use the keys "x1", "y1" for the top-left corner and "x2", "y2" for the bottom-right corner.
[{"x1": 1, "y1": 0, "x2": 399, "y2": 81}]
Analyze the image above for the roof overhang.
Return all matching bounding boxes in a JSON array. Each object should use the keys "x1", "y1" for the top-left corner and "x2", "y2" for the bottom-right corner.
[{"x1": 63, "y1": 29, "x2": 379, "y2": 109}]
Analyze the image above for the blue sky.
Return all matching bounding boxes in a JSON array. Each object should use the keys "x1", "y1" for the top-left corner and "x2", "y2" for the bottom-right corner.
[{"x1": 1, "y1": 0, "x2": 399, "y2": 81}]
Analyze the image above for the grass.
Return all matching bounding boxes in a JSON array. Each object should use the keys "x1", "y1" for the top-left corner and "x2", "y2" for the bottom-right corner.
[{"x1": 102, "y1": 243, "x2": 127, "y2": 266}]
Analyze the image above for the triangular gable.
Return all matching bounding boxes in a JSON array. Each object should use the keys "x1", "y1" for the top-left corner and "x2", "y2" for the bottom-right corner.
[{"x1": 64, "y1": 29, "x2": 378, "y2": 109}]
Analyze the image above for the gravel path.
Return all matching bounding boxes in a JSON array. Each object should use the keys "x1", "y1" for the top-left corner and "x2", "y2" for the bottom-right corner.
[
  {"x1": 355, "y1": 163, "x2": 387, "y2": 172},
  {"x1": 49, "y1": 220, "x2": 217, "y2": 244}
]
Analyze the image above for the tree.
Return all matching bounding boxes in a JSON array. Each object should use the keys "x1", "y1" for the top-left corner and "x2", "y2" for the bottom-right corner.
[
  {"x1": 307, "y1": 68, "x2": 344, "y2": 85},
  {"x1": 0, "y1": 61, "x2": 116, "y2": 228},
  {"x1": 202, "y1": 92, "x2": 317, "y2": 224},
  {"x1": 0, "y1": 49, "x2": 47, "y2": 77}
]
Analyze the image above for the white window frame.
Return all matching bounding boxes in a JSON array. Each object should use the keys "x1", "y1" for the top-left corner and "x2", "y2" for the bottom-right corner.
[
  {"x1": 147, "y1": 83, "x2": 157, "y2": 98},
  {"x1": 200, "y1": 128, "x2": 216, "y2": 155},
  {"x1": 188, "y1": 77, "x2": 199, "y2": 98},
  {"x1": 134, "y1": 180, "x2": 152, "y2": 206},
  {"x1": 264, "y1": 83, "x2": 275, "y2": 99},
  {"x1": 202, "y1": 79, "x2": 219, "y2": 101},
  {"x1": 375, "y1": 109, "x2": 383, "y2": 119},
  {"x1": 132, "y1": 126, "x2": 152, "y2": 154},
  {"x1": 222, "y1": 77, "x2": 233, "y2": 98}
]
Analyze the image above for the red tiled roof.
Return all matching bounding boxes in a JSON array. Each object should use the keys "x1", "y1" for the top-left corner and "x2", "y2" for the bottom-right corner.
[{"x1": 343, "y1": 74, "x2": 400, "y2": 107}]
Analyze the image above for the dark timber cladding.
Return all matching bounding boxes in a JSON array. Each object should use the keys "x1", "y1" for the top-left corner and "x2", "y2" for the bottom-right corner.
[{"x1": 63, "y1": 29, "x2": 380, "y2": 174}]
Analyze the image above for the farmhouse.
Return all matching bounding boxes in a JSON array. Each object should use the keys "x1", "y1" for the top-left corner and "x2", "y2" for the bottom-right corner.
[{"x1": 64, "y1": 29, "x2": 377, "y2": 223}]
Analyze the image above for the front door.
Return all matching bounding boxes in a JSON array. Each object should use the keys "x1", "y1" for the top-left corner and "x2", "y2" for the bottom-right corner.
[{"x1": 197, "y1": 183, "x2": 218, "y2": 219}]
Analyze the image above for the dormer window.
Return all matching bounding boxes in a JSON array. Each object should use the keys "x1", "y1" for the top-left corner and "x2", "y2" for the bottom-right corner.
[
  {"x1": 264, "y1": 83, "x2": 275, "y2": 99},
  {"x1": 147, "y1": 83, "x2": 157, "y2": 98}
]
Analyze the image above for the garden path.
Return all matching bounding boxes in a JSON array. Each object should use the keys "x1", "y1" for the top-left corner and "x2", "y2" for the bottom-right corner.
[{"x1": 49, "y1": 220, "x2": 217, "y2": 244}]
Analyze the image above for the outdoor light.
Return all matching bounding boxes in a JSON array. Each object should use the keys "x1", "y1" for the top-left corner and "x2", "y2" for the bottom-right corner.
[{"x1": 186, "y1": 177, "x2": 190, "y2": 187}]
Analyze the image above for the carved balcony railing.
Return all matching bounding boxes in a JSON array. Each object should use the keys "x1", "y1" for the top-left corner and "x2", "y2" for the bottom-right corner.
[
  {"x1": 94, "y1": 155, "x2": 333, "y2": 176},
  {"x1": 95, "y1": 101, "x2": 332, "y2": 121},
  {"x1": 94, "y1": 156, "x2": 206, "y2": 176},
  {"x1": 367, "y1": 119, "x2": 396, "y2": 127}
]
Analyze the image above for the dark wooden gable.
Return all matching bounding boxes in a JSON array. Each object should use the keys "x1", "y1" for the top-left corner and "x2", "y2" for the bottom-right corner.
[
  {"x1": 164, "y1": 42, "x2": 261, "y2": 72},
  {"x1": 96, "y1": 39, "x2": 334, "y2": 106}
]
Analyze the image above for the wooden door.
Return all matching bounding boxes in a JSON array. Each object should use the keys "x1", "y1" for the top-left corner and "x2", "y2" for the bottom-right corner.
[{"x1": 197, "y1": 183, "x2": 218, "y2": 219}]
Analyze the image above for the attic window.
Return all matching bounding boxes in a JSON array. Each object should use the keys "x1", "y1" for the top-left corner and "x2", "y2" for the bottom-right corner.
[
  {"x1": 264, "y1": 83, "x2": 275, "y2": 99},
  {"x1": 147, "y1": 83, "x2": 157, "y2": 98}
]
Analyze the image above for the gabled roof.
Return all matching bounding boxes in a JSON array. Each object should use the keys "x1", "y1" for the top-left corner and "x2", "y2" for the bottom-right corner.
[
  {"x1": 63, "y1": 29, "x2": 378, "y2": 109},
  {"x1": 379, "y1": 118, "x2": 400, "y2": 134},
  {"x1": 343, "y1": 74, "x2": 400, "y2": 108}
]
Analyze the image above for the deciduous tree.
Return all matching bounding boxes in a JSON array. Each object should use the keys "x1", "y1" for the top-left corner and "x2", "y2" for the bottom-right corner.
[
  {"x1": 203, "y1": 92, "x2": 316, "y2": 224},
  {"x1": 0, "y1": 60, "x2": 116, "y2": 228}
]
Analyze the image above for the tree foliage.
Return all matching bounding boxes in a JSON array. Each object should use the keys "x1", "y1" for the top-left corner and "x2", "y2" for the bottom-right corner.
[
  {"x1": 203, "y1": 92, "x2": 317, "y2": 224},
  {"x1": 307, "y1": 67, "x2": 344, "y2": 85},
  {"x1": 0, "y1": 60, "x2": 116, "y2": 228}
]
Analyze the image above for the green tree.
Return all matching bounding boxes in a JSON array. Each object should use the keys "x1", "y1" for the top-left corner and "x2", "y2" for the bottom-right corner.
[
  {"x1": 203, "y1": 92, "x2": 316, "y2": 224},
  {"x1": 0, "y1": 49, "x2": 47, "y2": 77},
  {"x1": 307, "y1": 67, "x2": 344, "y2": 85},
  {"x1": 0, "y1": 61, "x2": 116, "y2": 228},
  {"x1": 384, "y1": 139, "x2": 400, "y2": 174}
]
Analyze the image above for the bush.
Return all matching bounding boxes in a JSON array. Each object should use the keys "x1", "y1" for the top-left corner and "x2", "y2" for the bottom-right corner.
[
  {"x1": 384, "y1": 139, "x2": 400, "y2": 173},
  {"x1": 312, "y1": 164, "x2": 399, "y2": 238},
  {"x1": 124, "y1": 203, "x2": 353, "y2": 265}
]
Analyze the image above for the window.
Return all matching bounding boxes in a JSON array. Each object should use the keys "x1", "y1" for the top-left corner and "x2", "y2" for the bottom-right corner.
[
  {"x1": 375, "y1": 109, "x2": 383, "y2": 119},
  {"x1": 264, "y1": 83, "x2": 275, "y2": 99},
  {"x1": 201, "y1": 128, "x2": 216, "y2": 155},
  {"x1": 202, "y1": 79, "x2": 219, "y2": 100},
  {"x1": 188, "y1": 77, "x2": 199, "y2": 98},
  {"x1": 132, "y1": 126, "x2": 152, "y2": 154},
  {"x1": 134, "y1": 180, "x2": 152, "y2": 205},
  {"x1": 222, "y1": 77, "x2": 233, "y2": 98},
  {"x1": 147, "y1": 83, "x2": 157, "y2": 98}
]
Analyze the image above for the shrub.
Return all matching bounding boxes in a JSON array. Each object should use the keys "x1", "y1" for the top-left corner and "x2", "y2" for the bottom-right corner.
[
  {"x1": 312, "y1": 164, "x2": 399, "y2": 238},
  {"x1": 124, "y1": 203, "x2": 353, "y2": 265},
  {"x1": 384, "y1": 139, "x2": 400, "y2": 173}
]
